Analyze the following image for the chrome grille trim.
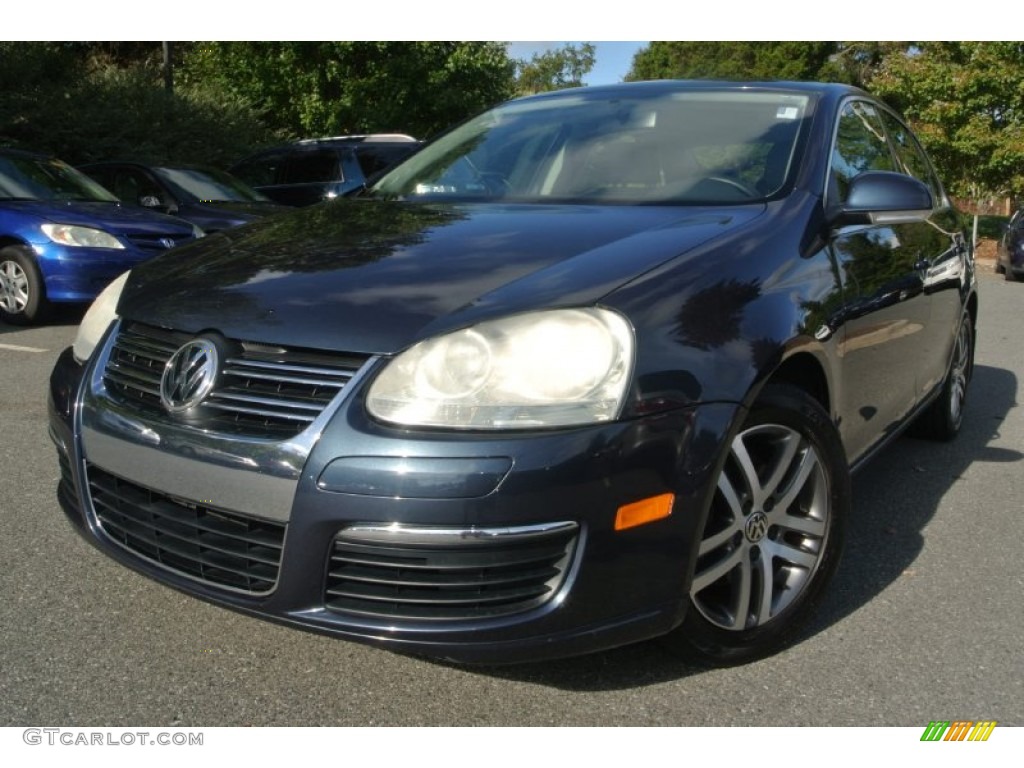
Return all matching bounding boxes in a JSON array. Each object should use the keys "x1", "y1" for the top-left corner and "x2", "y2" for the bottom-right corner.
[
  {"x1": 102, "y1": 322, "x2": 370, "y2": 438},
  {"x1": 325, "y1": 522, "x2": 579, "y2": 622}
]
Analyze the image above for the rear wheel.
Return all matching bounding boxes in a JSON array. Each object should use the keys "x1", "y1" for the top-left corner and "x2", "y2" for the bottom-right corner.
[
  {"x1": 912, "y1": 312, "x2": 973, "y2": 441},
  {"x1": 0, "y1": 246, "x2": 50, "y2": 325},
  {"x1": 667, "y1": 384, "x2": 848, "y2": 664}
]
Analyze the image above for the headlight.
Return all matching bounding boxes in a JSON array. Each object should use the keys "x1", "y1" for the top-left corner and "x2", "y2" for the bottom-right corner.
[
  {"x1": 40, "y1": 224, "x2": 124, "y2": 249},
  {"x1": 72, "y1": 271, "x2": 129, "y2": 363},
  {"x1": 367, "y1": 308, "x2": 634, "y2": 429}
]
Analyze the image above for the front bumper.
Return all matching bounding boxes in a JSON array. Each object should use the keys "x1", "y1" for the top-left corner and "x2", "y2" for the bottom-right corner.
[
  {"x1": 49, "y1": 338, "x2": 737, "y2": 663},
  {"x1": 34, "y1": 241, "x2": 187, "y2": 304}
]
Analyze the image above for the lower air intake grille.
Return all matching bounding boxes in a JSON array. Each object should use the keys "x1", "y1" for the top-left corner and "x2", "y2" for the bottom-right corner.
[
  {"x1": 325, "y1": 522, "x2": 579, "y2": 621},
  {"x1": 87, "y1": 464, "x2": 285, "y2": 594},
  {"x1": 55, "y1": 442, "x2": 78, "y2": 514}
]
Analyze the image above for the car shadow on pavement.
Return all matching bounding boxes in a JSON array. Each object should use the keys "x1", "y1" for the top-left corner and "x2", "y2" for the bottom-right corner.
[
  {"x1": 0, "y1": 304, "x2": 85, "y2": 334},
  {"x1": 446, "y1": 363, "x2": 1020, "y2": 691}
]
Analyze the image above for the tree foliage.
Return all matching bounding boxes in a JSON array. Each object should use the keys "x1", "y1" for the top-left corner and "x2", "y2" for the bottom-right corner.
[
  {"x1": 627, "y1": 42, "x2": 841, "y2": 83},
  {"x1": 0, "y1": 42, "x2": 277, "y2": 166},
  {"x1": 180, "y1": 42, "x2": 516, "y2": 140},
  {"x1": 868, "y1": 42, "x2": 1024, "y2": 198},
  {"x1": 514, "y1": 43, "x2": 596, "y2": 95}
]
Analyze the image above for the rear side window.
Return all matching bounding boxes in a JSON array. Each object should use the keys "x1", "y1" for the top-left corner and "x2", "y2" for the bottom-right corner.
[
  {"x1": 232, "y1": 151, "x2": 287, "y2": 187},
  {"x1": 354, "y1": 144, "x2": 418, "y2": 178},
  {"x1": 830, "y1": 101, "x2": 895, "y2": 203},
  {"x1": 284, "y1": 150, "x2": 340, "y2": 184}
]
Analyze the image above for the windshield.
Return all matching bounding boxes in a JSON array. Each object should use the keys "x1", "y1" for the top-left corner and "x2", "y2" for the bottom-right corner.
[
  {"x1": 0, "y1": 155, "x2": 119, "y2": 203},
  {"x1": 154, "y1": 167, "x2": 272, "y2": 203},
  {"x1": 373, "y1": 90, "x2": 810, "y2": 205}
]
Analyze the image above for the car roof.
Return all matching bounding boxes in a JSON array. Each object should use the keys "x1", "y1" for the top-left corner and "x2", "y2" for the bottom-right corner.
[
  {"x1": 230, "y1": 135, "x2": 421, "y2": 169},
  {"x1": 521, "y1": 79, "x2": 868, "y2": 100},
  {"x1": 293, "y1": 134, "x2": 417, "y2": 145}
]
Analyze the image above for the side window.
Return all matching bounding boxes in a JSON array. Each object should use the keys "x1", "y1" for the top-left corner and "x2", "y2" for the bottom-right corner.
[
  {"x1": 879, "y1": 111, "x2": 941, "y2": 204},
  {"x1": 118, "y1": 169, "x2": 164, "y2": 204},
  {"x1": 283, "y1": 150, "x2": 340, "y2": 184},
  {"x1": 232, "y1": 152, "x2": 285, "y2": 187},
  {"x1": 355, "y1": 144, "x2": 418, "y2": 178},
  {"x1": 830, "y1": 101, "x2": 895, "y2": 203}
]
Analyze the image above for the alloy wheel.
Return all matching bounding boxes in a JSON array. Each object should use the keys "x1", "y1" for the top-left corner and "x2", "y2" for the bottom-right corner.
[
  {"x1": 947, "y1": 319, "x2": 971, "y2": 426},
  {"x1": 692, "y1": 423, "x2": 830, "y2": 631},
  {"x1": 0, "y1": 259, "x2": 30, "y2": 313}
]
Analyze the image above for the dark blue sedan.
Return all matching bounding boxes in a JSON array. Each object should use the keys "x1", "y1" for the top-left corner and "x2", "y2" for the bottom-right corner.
[
  {"x1": 49, "y1": 81, "x2": 976, "y2": 664},
  {"x1": 78, "y1": 162, "x2": 286, "y2": 234},
  {"x1": 0, "y1": 148, "x2": 202, "y2": 324}
]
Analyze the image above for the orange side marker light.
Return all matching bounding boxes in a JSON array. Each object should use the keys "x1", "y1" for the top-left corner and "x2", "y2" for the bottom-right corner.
[{"x1": 615, "y1": 493, "x2": 675, "y2": 531}]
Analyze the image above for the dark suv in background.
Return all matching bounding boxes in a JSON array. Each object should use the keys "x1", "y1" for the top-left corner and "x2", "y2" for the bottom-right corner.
[{"x1": 228, "y1": 135, "x2": 420, "y2": 206}]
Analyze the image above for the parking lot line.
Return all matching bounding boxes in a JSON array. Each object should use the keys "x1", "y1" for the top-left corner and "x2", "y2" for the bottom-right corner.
[{"x1": 0, "y1": 342, "x2": 48, "y2": 353}]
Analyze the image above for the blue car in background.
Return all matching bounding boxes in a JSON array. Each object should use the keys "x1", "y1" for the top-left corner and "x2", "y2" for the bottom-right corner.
[
  {"x1": 1, "y1": 148, "x2": 202, "y2": 325},
  {"x1": 77, "y1": 161, "x2": 286, "y2": 234}
]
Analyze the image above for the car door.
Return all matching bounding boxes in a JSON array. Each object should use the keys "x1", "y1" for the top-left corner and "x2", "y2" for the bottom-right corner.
[
  {"x1": 877, "y1": 108, "x2": 969, "y2": 400},
  {"x1": 827, "y1": 99, "x2": 933, "y2": 462}
]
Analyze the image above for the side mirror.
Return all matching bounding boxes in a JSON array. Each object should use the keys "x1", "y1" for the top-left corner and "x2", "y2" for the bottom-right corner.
[
  {"x1": 832, "y1": 171, "x2": 933, "y2": 227},
  {"x1": 139, "y1": 195, "x2": 163, "y2": 208}
]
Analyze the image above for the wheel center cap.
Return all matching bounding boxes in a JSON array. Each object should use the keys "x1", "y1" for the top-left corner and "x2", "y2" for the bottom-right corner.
[{"x1": 744, "y1": 511, "x2": 769, "y2": 543}]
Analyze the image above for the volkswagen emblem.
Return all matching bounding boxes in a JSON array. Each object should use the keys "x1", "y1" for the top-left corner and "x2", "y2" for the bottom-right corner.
[
  {"x1": 160, "y1": 339, "x2": 220, "y2": 413},
  {"x1": 744, "y1": 511, "x2": 769, "y2": 543}
]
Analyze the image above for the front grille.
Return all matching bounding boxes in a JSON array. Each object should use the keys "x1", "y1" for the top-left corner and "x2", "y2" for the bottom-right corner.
[
  {"x1": 87, "y1": 464, "x2": 285, "y2": 594},
  {"x1": 325, "y1": 523, "x2": 579, "y2": 621},
  {"x1": 125, "y1": 233, "x2": 194, "y2": 253},
  {"x1": 103, "y1": 322, "x2": 369, "y2": 438}
]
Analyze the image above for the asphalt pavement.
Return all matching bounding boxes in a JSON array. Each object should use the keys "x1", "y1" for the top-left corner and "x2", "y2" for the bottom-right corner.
[{"x1": 1, "y1": 271, "x2": 1021, "y2": 727}]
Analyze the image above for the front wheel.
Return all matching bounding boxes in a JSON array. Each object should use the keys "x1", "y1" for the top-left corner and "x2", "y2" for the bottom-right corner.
[
  {"x1": 667, "y1": 383, "x2": 849, "y2": 664},
  {"x1": 0, "y1": 246, "x2": 50, "y2": 325}
]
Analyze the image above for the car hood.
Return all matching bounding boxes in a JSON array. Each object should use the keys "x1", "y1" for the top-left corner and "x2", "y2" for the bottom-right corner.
[
  {"x1": 5, "y1": 200, "x2": 195, "y2": 236},
  {"x1": 122, "y1": 200, "x2": 765, "y2": 354}
]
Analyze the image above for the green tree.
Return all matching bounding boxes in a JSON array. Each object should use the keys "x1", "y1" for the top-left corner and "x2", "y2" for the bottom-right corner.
[
  {"x1": 513, "y1": 43, "x2": 596, "y2": 94},
  {"x1": 180, "y1": 42, "x2": 515, "y2": 140},
  {"x1": 0, "y1": 42, "x2": 276, "y2": 165},
  {"x1": 868, "y1": 42, "x2": 1024, "y2": 199},
  {"x1": 627, "y1": 42, "x2": 840, "y2": 82}
]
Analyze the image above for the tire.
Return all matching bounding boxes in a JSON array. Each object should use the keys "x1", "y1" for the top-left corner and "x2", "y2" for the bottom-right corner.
[
  {"x1": 912, "y1": 312, "x2": 973, "y2": 441},
  {"x1": 0, "y1": 246, "x2": 50, "y2": 325},
  {"x1": 667, "y1": 383, "x2": 849, "y2": 665}
]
